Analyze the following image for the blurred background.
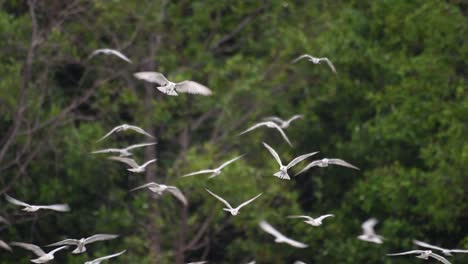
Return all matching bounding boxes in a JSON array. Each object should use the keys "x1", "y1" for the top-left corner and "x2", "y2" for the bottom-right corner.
[{"x1": 0, "y1": 0, "x2": 466, "y2": 263}]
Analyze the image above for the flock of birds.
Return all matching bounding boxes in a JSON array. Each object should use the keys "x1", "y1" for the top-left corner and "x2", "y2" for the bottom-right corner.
[{"x1": 0, "y1": 48, "x2": 466, "y2": 264}]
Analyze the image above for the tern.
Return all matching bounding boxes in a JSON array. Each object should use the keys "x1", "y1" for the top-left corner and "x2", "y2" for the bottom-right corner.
[
  {"x1": 92, "y1": 142, "x2": 157, "y2": 157},
  {"x1": 134, "y1": 71, "x2": 212, "y2": 96},
  {"x1": 263, "y1": 115, "x2": 303, "y2": 129},
  {"x1": 357, "y1": 218, "x2": 384, "y2": 244},
  {"x1": 186, "y1": 262, "x2": 207, "y2": 264},
  {"x1": 45, "y1": 234, "x2": 119, "y2": 254},
  {"x1": 413, "y1": 239, "x2": 468, "y2": 256},
  {"x1": 205, "y1": 189, "x2": 262, "y2": 216},
  {"x1": 296, "y1": 158, "x2": 359, "y2": 176},
  {"x1": 108, "y1": 157, "x2": 157, "y2": 173},
  {"x1": 263, "y1": 142, "x2": 318, "y2": 180},
  {"x1": 88, "y1": 49, "x2": 132, "y2": 63},
  {"x1": 259, "y1": 220, "x2": 308, "y2": 248},
  {"x1": 131, "y1": 182, "x2": 188, "y2": 206},
  {"x1": 291, "y1": 54, "x2": 336, "y2": 73},
  {"x1": 287, "y1": 214, "x2": 334, "y2": 226},
  {"x1": 97, "y1": 124, "x2": 154, "y2": 142},
  {"x1": 10, "y1": 242, "x2": 68, "y2": 263},
  {"x1": 240, "y1": 121, "x2": 293, "y2": 147},
  {"x1": 182, "y1": 155, "x2": 244, "y2": 179},
  {"x1": 84, "y1": 250, "x2": 126, "y2": 264},
  {"x1": 5, "y1": 195, "x2": 70, "y2": 213},
  {"x1": 387, "y1": 250, "x2": 451, "y2": 264}
]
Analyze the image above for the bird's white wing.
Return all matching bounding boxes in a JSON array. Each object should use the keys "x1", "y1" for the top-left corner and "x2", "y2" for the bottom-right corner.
[
  {"x1": 10, "y1": 242, "x2": 46, "y2": 256},
  {"x1": 283, "y1": 237, "x2": 308, "y2": 248},
  {"x1": 270, "y1": 123, "x2": 293, "y2": 147},
  {"x1": 286, "y1": 115, "x2": 303, "y2": 124},
  {"x1": 48, "y1": 245, "x2": 69, "y2": 255},
  {"x1": 239, "y1": 122, "x2": 270, "y2": 135},
  {"x1": 91, "y1": 148, "x2": 122, "y2": 154},
  {"x1": 108, "y1": 156, "x2": 140, "y2": 168},
  {"x1": 205, "y1": 189, "x2": 233, "y2": 210},
  {"x1": 130, "y1": 182, "x2": 159, "y2": 192},
  {"x1": 295, "y1": 160, "x2": 321, "y2": 176},
  {"x1": 5, "y1": 194, "x2": 31, "y2": 207},
  {"x1": 322, "y1": 58, "x2": 336, "y2": 73},
  {"x1": 127, "y1": 125, "x2": 155, "y2": 138},
  {"x1": 413, "y1": 240, "x2": 446, "y2": 252},
  {"x1": 87, "y1": 250, "x2": 126, "y2": 263},
  {"x1": 291, "y1": 54, "x2": 312, "y2": 63},
  {"x1": 134, "y1": 72, "x2": 169, "y2": 85},
  {"x1": 182, "y1": 169, "x2": 216, "y2": 177},
  {"x1": 97, "y1": 125, "x2": 123, "y2": 142},
  {"x1": 0, "y1": 216, "x2": 10, "y2": 225},
  {"x1": 45, "y1": 239, "x2": 79, "y2": 247},
  {"x1": 167, "y1": 187, "x2": 188, "y2": 206},
  {"x1": 315, "y1": 214, "x2": 335, "y2": 222},
  {"x1": 259, "y1": 221, "x2": 307, "y2": 248},
  {"x1": 175, "y1": 81, "x2": 212, "y2": 96},
  {"x1": 125, "y1": 142, "x2": 157, "y2": 151},
  {"x1": 217, "y1": 155, "x2": 244, "y2": 170},
  {"x1": 36, "y1": 204, "x2": 70, "y2": 212},
  {"x1": 328, "y1": 159, "x2": 359, "y2": 170},
  {"x1": 450, "y1": 249, "x2": 468, "y2": 253},
  {"x1": 287, "y1": 215, "x2": 313, "y2": 220},
  {"x1": 89, "y1": 49, "x2": 132, "y2": 63},
  {"x1": 236, "y1": 193, "x2": 262, "y2": 210},
  {"x1": 0, "y1": 240, "x2": 11, "y2": 251},
  {"x1": 362, "y1": 218, "x2": 378, "y2": 235},
  {"x1": 262, "y1": 142, "x2": 282, "y2": 166},
  {"x1": 262, "y1": 116, "x2": 285, "y2": 124},
  {"x1": 287, "y1": 152, "x2": 319, "y2": 169},
  {"x1": 140, "y1": 159, "x2": 157, "y2": 169},
  {"x1": 85, "y1": 234, "x2": 119, "y2": 244},
  {"x1": 387, "y1": 250, "x2": 424, "y2": 256},
  {"x1": 429, "y1": 253, "x2": 452, "y2": 264}
]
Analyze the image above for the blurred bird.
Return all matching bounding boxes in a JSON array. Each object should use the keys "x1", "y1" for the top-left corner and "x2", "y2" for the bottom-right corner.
[
  {"x1": 263, "y1": 142, "x2": 318, "y2": 180},
  {"x1": 0, "y1": 216, "x2": 9, "y2": 225},
  {"x1": 205, "y1": 189, "x2": 262, "y2": 216},
  {"x1": 97, "y1": 124, "x2": 154, "y2": 142},
  {"x1": 0, "y1": 240, "x2": 11, "y2": 251},
  {"x1": 108, "y1": 157, "x2": 157, "y2": 173},
  {"x1": 287, "y1": 214, "x2": 334, "y2": 226},
  {"x1": 357, "y1": 218, "x2": 384, "y2": 244},
  {"x1": 413, "y1": 239, "x2": 468, "y2": 256},
  {"x1": 92, "y1": 142, "x2": 157, "y2": 157},
  {"x1": 5, "y1": 195, "x2": 70, "y2": 213},
  {"x1": 262, "y1": 115, "x2": 303, "y2": 129},
  {"x1": 88, "y1": 49, "x2": 132, "y2": 63},
  {"x1": 240, "y1": 122, "x2": 293, "y2": 147},
  {"x1": 134, "y1": 72, "x2": 212, "y2": 96},
  {"x1": 296, "y1": 158, "x2": 359, "y2": 176},
  {"x1": 291, "y1": 54, "x2": 336, "y2": 73},
  {"x1": 45, "y1": 234, "x2": 119, "y2": 254},
  {"x1": 131, "y1": 182, "x2": 188, "y2": 206},
  {"x1": 182, "y1": 155, "x2": 244, "y2": 179},
  {"x1": 84, "y1": 250, "x2": 126, "y2": 264},
  {"x1": 10, "y1": 242, "x2": 68, "y2": 263},
  {"x1": 387, "y1": 250, "x2": 451, "y2": 264},
  {"x1": 259, "y1": 220, "x2": 308, "y2": 248},
  {"x1": 294, "y1": 262, "x2": 307, "y2": 264},
  {"x1": 186, "y1": 262, "x2": 207, "y2": 264}
]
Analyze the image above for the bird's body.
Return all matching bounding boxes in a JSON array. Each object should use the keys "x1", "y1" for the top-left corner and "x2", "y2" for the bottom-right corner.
[
  {"x1": 10, "y1": 242, "x2": 68, "y2": 263},
  {"x1": 287, "y1": 214, "x2": 334, "y2": 226},
  {"x1": 5, "y1": 195, "x2": 70, "y2": 213},
  {"x1": 88, "y1": 49, "x2": 132, "y2": 63},
  {"x1": 413, "y1": 239, "x2": 468, "y2": 256},
  {"x1": 262, "y1": 142, "x2": 318, "y2": 180},
  {"x1": 240, "y1": 122, "x2": 293, "y2": 147},
  {"x1": 205, "y1": 189, "x2": 262, "y2": 216},
  {"x1": 292, "y1": 54, "x2": 336, "y2": 73},
  {"x1": 84, "y1": 250, "x2": 126, "y2": 264},
  {"x1": 108, "y1": 157, "x2": 157, "y2": 173},
  {"x1": 134, "y1": 72, "x2": 212, "y2": 96},
  {"x1": 92, "y1": 142, "x2": 156, "y2": 157},
  {"x1": 357, "y1": 218, "x2": 384, "y2": 244},
  {"x1": 182, "y1": 155, "x2": 244, "y2": 179},
  {"x1": 259, "y1": 220, "x2": 308, "y2": 248},
  {"x1": 131, "y1": 182, "x2": 188, "y2": 206},
  {"x1": 296, "y1": 158, "x2": 359, "y2": 176},
  {"x1": 263, "y1": 115, "x2": 303, "y2": 129},
  {"x1": 387, "y1": 250, "x2": 452, "y2": 264},
  {"x1": 97, "y1": 124, "x2": 154, "y2": 142},
  {"x1": 46, "y1": 234, "x2": 118, "y2": 254}
]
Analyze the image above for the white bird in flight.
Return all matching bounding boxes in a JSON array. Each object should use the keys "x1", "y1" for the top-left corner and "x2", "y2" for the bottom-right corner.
[
  {"x1": 262, "y1": 115, "x2": 303, "y2": 129},
  {"x1": 182, "y1": 155, "x2": 244, "y2": 179},
  {"x1": 84, "y1": 250, "x2": 126, "y2": 264},
  {"x1": 262, "y1": 142, "x2": 318, "y2": 180},
  {"x1": 292, "y1": 54, "x2": 336, "y2": 73},
  {"x1": 205, "y1": 189, "x2": 262, "y2": 216},
  {"x1": 10, "y1": 242, "x2": 68, "y2": 263},
  {"x1": 134, "y1": 71, "x2": 212, "y2": 96},
  {"x1": 88, "y1": 49, "x2": 132, "y2": 63},
  {"x1": 131, "y1": 182, "x2": 188, "y2": 206},
  {"x1": 413, "y1": 239, "x2": 468, "y2": 256},
  {"x1": 259, "y1": 220, "x2": 308, "y2": 248},
  {"x1": 357, "y1": 218, "x2": 384, "y2": 244},
  {"x1": 387, "y1": 250, "x2": 452, "y2": 264},
  {"x1": 108, "y1": 157, "x2": 157, "y2": 173},
  {"x1": 287, "y1": 214, "x2": 334, "y2": 226},
  {"x1": 45, "y1": 234, "x2": 119, "y2": 254},
  {"x1": 92, "y1": 142, "x2": 157, "y2": 157},
  {"x1": 97, "y1": 124, "x2": 154, "y2": 142},
  {"x1": 240, "y1": 121, "x2": 293, "y2": 147},
  {"x1": 295, "y1": 158, "x2": 359, "y2": 176},
  {"x1": 5, "y1": 195, "x2": 70, "y2": 213}
]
